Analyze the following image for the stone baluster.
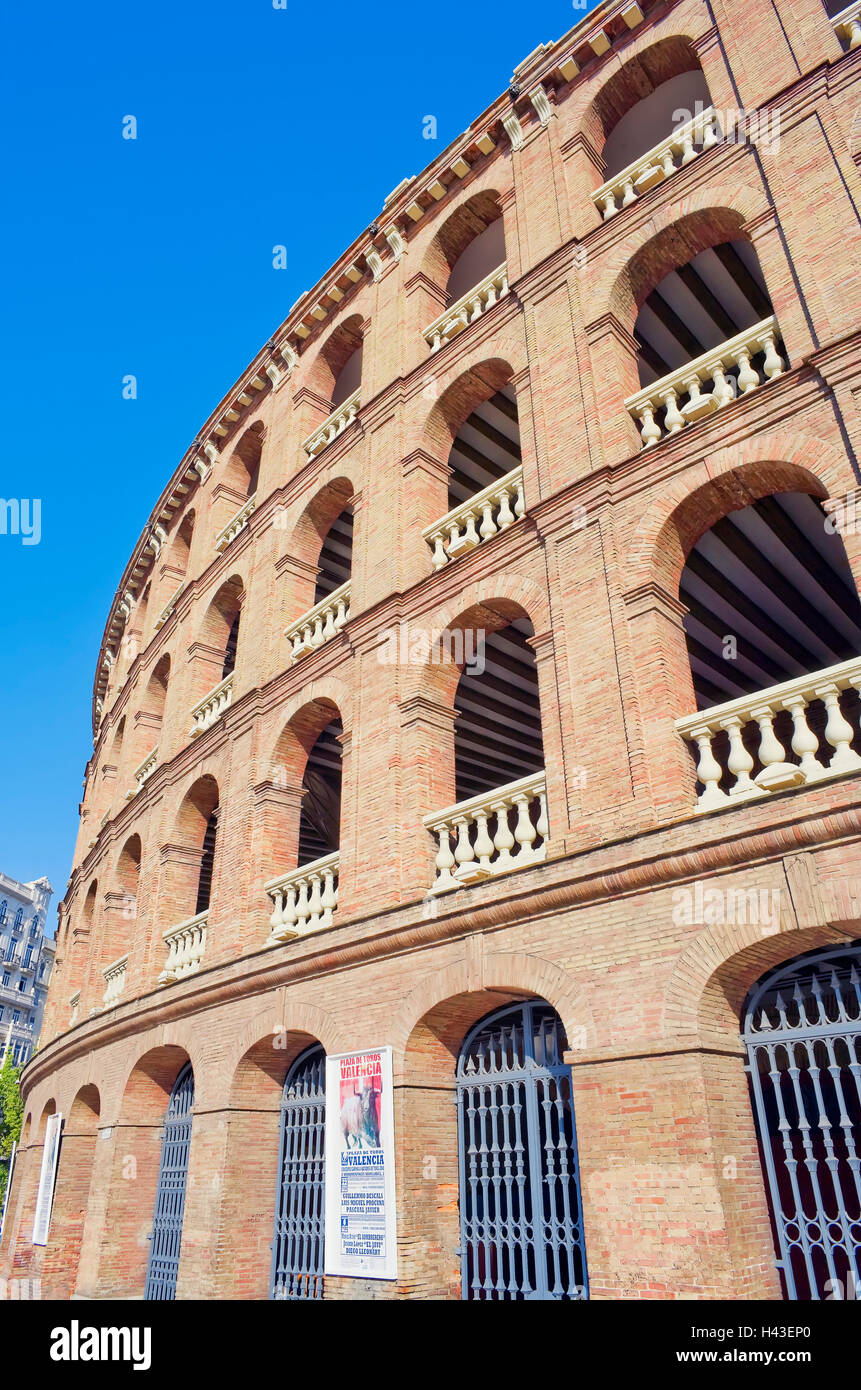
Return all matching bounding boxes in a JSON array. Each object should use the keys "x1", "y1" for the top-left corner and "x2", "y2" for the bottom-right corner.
[
  {"x1": 662, "y1": 388, "x2": 685, "y2": 434},
  {"x1": 620, "y1": 177, "x2": 636, "y2": 207},
  {"x1": 513, "y1": 478, "x2": 526, "y2": 519},
  {"x1": 690, "y1": 727, "x2": 728, "y2": 810},
  {"x1": 659, "y1": 146, "x2": 676, "y2": 179},
  {"x1": 479, "y1": 502, "x2": 498, "y2": 541},
  {"x1": 751, "y1": 704, "x2": 791, "y2": 777},
  {"x1": 720, "y1": 715, "x2": 757, "y2": 796},
  {"x1": 815, "y1": 683, "x2": 861, "y2": 774},
  {"x1": 600, "y1": 191, "x2": 617, "y2": 219},
  {"x1": 679, "y1": 128, "x2": 697, "y2": 164},
  {"x1": 306, "y1": 874, "x2": 323, "y2": 931},
  {"x1": 637, "y1": 404, "x2": 662, "y2": 448},
  {"x1": 712, "y1": 364, "x2": 736, "y2": 408},
  {"x1": 432, "y1": 823, "x2": 458, "y2": 892},
  {"x1": 735, "y1": 347, "x2": 760, "y2": 394},
  {"x1": 497, "y1": 488, "x2": 515, "y2": 529},
  {"x1": 453, "y1": 816, "x2": 476, "y2": 877},
  {"x1": 783, "y1": 695, "x2": 825, "y2": 782},
  {"x1": 320, "y1": 868, "x2": 337, "y2": 928},
  {"x1": 512, "y1": 792, "x2": 538, "y2": 861},
  {"x1": 472, "y1": 811, "x2": 495, "y2": 873},
  {"x1": 429, "y1": 533, "x2": 447, "y2": 569},
  {"x1": 760, "y1": 330, "x2": 785, "y2": 380},
  {"x1": 490, "y1": 799, "x2": 516, "y2": 867}
]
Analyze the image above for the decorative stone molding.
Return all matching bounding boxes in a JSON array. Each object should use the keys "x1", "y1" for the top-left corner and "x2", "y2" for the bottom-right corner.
[
  {"x1": 154, "y1": 583, "x2": 184, "y2": 631},
  {"x1": 384, "y1": 226, "x2": 406, "y2": 261},
  {"x1": 189, "y1": 672, "x2": 234, "y2": 738},
  {"x1": 502, "y1": 112, "x2": 524, "y2": 151},
  {"x1": 265, "y1": 852, "x2": 340, "y2": 941},
  {"x1": 366, "y1": 248, "x2": 384, "y2": 281},
  {"x1": 832, "y1": 2, "x2": 861, "y2": 51},
  {"x1": 126, "y1": 747, "x2": 157, "y2": 799},
  {"x1": 101, "y1": 954, "x2": 128, "y2": 1010},
  {"x1": 592, "y1": 107, "x2": 721, "y2": 220},
  {"x1": 529, "y1": 84, "x2": 554, "y2": 127},
  {"x1": 215, "y1": 492, "x2": 257, "y2": 553},
  {"x1": 302, "y1": 389, "x2": 360, "y2": 459}
]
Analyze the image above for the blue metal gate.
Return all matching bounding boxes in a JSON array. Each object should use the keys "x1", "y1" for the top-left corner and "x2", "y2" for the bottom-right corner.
[
  {"x1": 144, "y1": 1063, "x2": 194, "y2": 1301},
  {"x1": 270, "y1": 1044, "x2": 326, "y2": 1300},
  {"x1": 456, "y1": 1001, "x2": 588, "y2": 1299},
  {"x1": 744, "y1": 944, "x2": 861, "y2": 1300}
]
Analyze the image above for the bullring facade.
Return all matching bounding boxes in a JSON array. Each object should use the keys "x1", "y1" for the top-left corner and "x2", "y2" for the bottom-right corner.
[{"x1": 3, "y1": 0, "x2": 861, "y2": 1301}]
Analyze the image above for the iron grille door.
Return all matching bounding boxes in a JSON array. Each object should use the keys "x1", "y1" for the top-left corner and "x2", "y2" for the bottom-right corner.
[
  {"x1": 270, "y1": 1045, "x2": 326, "y2": 1300},
  {"x1": 457, "y1": 1001, "x2": 588, "y2": 1300},
  {"x1": 144, "y1": 1063, "x2": 194, "y2": 1301},
  {"x1": 744, "y1": 944, "x2": 861, "y2": 1300}
]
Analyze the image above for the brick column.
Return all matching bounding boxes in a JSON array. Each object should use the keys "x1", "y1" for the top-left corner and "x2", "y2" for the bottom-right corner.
[
  {"x1": 584, "y1": 314, "x2": 641, "y2": 468},
  {"x1": 397, "y1": 696, "x2": 458, "y2": 902}
]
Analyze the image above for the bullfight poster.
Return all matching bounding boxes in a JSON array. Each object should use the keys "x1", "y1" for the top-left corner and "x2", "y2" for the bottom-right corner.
[{"x1": 324, "y1": 1047, "x2": 397, "y2": 1279}]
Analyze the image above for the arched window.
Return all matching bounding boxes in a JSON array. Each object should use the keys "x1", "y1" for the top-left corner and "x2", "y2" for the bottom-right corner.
[
  {"x1": 195, "y1": 809, "x2": 219, "y2": 915},
  {"x1": 743, "y1": 943, "x2": 861, "y2": 1300},
  {"x1": 222, "y1": 612, "x2": 240, "y2": 680},
  {"x1": 0, "y1": 901, "x2": 6, "y2": 924},
  {"x1": 456, "y1": 1001, "x2": 588, "y2": 1300},
  {"x1": 144, "y1": 1063, "x2": 195, "y2": 1300},
  {"x1": 13, "y1": 908, "x2": 22, "y2": 930},
  {"x1": 270, "y1": 1045, "x2": 326, "y2": 1300}
]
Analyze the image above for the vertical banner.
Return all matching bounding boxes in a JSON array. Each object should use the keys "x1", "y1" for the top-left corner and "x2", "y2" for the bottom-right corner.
[
  {"x1": 0, "y1": 1140, "x2": 16, "y2": 1239},
  {"x1": 32, "y1": 1113, "x2": 62, "y2": 1246},
  {"x1": 324, "y1": 1047, "x2": 397, "y2": 1279}
]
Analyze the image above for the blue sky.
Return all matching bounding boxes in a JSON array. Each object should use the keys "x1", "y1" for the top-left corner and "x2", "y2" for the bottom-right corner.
[{"x1": 0, "y1": 0, "x2": 597, "y2": 930}]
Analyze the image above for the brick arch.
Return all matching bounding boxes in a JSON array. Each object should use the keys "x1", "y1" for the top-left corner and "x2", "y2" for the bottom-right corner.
[
  {"x1": 590, "y1": 183, "x2": 768, "y2": 330},
  {"x1": 423, "y1": 356, "x2": 519, "y2": 460},
  {"x1": 623, "y1": 435, "x2": 848, "y2": 600},
  {"x1": 196, "y1": 571, "x2": 246, "y2": 651},
  {"x1": 283, "y1": 472, "x2": 355, "y2": 578},
  {"x1": 116, "y1": 1042, "x2": 194, "y2": 1126},
  {"x1": 575, "y1": 32, "x2": 705, "y2": 153},
  {"x1": 302, "y1": 311, "x2": 364, "y2": 403},
  {"x1": 268, "y1": 677, "x2": 352, "y2": 782},
  {"x1": 226, "y1": 1001, "x2": 336, "y2": 1109},
  {"x1": 418, "y1": 187, "x2": 505, "y2": 290},
  {"x1": 664, "y1": 919, "x2": 856, "y2": 1049}
]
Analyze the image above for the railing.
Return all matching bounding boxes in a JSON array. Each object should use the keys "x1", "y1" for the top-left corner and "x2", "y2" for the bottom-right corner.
[
  {"x1": 69, "y1": 991, "x2": 80, "y2": 1027},
  {"x1": 154, "y1": 583, "x2": 184, "y2": 631},
  {"x1": 189, "y1": 672, "x2": 234, "y2": 737},
  {"x1": 284, "y1": 581, "x2": 351, "y2": 661},
  {"x1": 265, "y1": 852, "x2": 340, "y2": 942},
  {"x1": 592, "y1": 107, "x2": 721, "y2": 220},
  {"x1": 423, "y1": 466, "x2": 525, "y2": 569},
  {"x1": 832, "y1": 3, "x2": 861, "y2": 50},
  {"x1": 215, "y1": 493, "x2": 257, "y2": 553},
  {"x1": 303, "y1": 388, "x2": 360, "y2": 459},
  {"x1": 625, "y1": 316, "x2": 785, "y2": 449},
  {"x1": 128, "y1": 747, "x2": 157, "y2": 798},
  {"x1": 423, "y1": 263, "x2": 509, "y2": 352},
  {"x1": 102, "y1": 954, "x2": 128, "y2": 1009},
  {"x1": 675, "y1": 657, "x2": 861, "y2": 814},
  {"x1": 423, "y1": 770, "x2": 548, "y2": 894},
  {"x1": 158, "y1": 911, "x2": 208, "y2": 985}
]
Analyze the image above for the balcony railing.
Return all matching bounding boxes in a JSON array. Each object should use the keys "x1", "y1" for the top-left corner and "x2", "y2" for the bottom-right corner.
[
  {"x1": 675, "y1": 657, "x2": 861, "y2": 814},
  {"x1": 284, "y1": 581, "x2": 351, "y2": 661},
  {"x1": 158, "y1": 910, "x2": 208, "y2": 985},
  {"x1": 832, "y1": 3, "x2": 861, "y2": 50},
  {"x1": 189, "y1": 672, "x2": 234, "y2": 738},
  {"x1": 102, "y1": 954, "x2": 128, "y2": 1009},
  {"x1": 625, "y1": 316, "x2": 785, "y2": 449},
  {"x1": 154, "y1": 583, "x2": 184, "y2": 631},
  {"x1": 265, "y1": 851, "x2": 340, "y2": 942},
  {"x1": 69, "y1": 991, "x2": 80, "y2": 1027},
  {"x1": 423, "y1": 263, "x2": 509, "y2": 353},
  {"x1": 423, "y1": 770, "x2": 548, "y2": 894},
  {"x1": 127, "y1": 747, "x2": 157, "y2": 799},
  {"x1": 303, "y1": 388, "x2": 360, "y2": 459},
  {"x1": 215, "y1": 493, "x2": 257, "y2": 553},
  {"x1": 592, "y1": 107, "x2": 721, "y2": 220},
  {"x1": 423, "y1": 466, "x2": 525, "y2": 569}
]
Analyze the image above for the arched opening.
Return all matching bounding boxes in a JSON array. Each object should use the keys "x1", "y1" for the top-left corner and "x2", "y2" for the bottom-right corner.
[
  {"x1": 192, "y1": 577, "x2": 244, "y2": 720},
  {"x1": 311, "y1": 314, "x2": 364, "y2": 411},
  {"x1": 456, "y1": 1000, "x2": 588, "y2": 1300},
  {"x1": 170, "y1": 510, "x2": 195, "y2": 574},
  {"x1": 424, "y1": 190, "x2": 505, "y2": 301},
  {"x1": 297, "y1": 717, "x2": 342, "y2": 866},
  {"x1": 226, "y1": 421, "x2": 264, "y2": 499},
  {"x1": 673, "y1": 481, "x2": 861, "y2": 808},
  {"x1": 144, "y1": 1062, "x2": 195, "y2": 1300},
  {"x1": 314, "y1": 506, "x2": 353, "y2": 605},
  {"x1": 41, "y1": 1085, "x2": 100, "y2": 1299},
  {"x1": 270, "y1": 1044, "x2": 326, "y2": 1300},
  {"x1": 165, "y1": 776, "x2": 220, "y2": 933},
  {"x1": 284, "y1": 480, "x2": 355, "y2": 658},
  {"x1": 143, "y1": 653, "x2": 170, "y2": 725},
  {"x1": 742, "y1": 942, "x2": 861, "y2": 1300}
]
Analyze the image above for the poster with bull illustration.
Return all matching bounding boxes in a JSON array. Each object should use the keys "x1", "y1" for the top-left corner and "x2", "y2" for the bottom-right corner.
[{"x1": 324, "y1": 1047, "x2": 397, "y2": 1279}]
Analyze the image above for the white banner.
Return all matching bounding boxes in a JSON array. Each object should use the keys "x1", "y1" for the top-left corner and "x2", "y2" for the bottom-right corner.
[
  {"x1": 324, "y1": 1047, "x2": 397, "y2": 1279},
  {"x1": 32, "y1": 1113, "x2": 62, "y2": 1246}
]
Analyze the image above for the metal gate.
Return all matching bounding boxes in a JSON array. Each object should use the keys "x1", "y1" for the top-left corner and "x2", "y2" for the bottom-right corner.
[
  {"x1": 270, "y1": 1044, "x2": 326, "y2": 1300},
  {"x1": 744, "y1": 944, "x2": 861, "y2": 1300},
  {"x1": 144, "y1": 1063, "x2": 194, "y2": 1301},
  {"x1": 456, "y1": 1001, "x2": 588, "y2": 1300}
]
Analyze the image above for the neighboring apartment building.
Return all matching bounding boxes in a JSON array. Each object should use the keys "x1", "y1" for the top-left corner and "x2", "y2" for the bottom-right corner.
[
  {"x1": 0, "y1": 873, "x2": 54, "y2": 1067},
  {"x1": 2, "y1": 0, "x2": 861, "y2": 1304}
]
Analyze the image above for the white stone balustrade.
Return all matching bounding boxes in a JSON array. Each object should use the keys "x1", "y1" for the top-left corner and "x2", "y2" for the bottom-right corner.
[
  {"x1": 675, "y1": 657, "x2": 861, "y2": 814},
  {"x1": 284, "y1": 581, "x2": 351, "y2": 660},
  {"x1": 127, "y1": 747, "x2": 157, "y2": 799},
  {"x1": 423, "y1": 263, "x2": 509, "y2": 352},
  {"x1": 423, "y1": 466, "x2": 525, "y2": 569},
  {"x1": 832, "y1": 3, "x2": 861, "y2": 50},
  {"x1": 158, "y1": 910, "x2": 208, "y2": 985},
  {"x1": 625, "y1": 316, "x2": 785, "y2": 449},
  {"x1": 265, "y1": 852, "x2": 340, "y2": 942},
  {"x1": 592, "y1": 107, "x2": 721, "y2": 220},
  {"x1": 69, "y1": 991, "x2": 80, "y2": 1027},
  {"x1": 154, "y1": 583, "x2": 184, "y2": 631},
  {"x1": 303, "y1": 388, "x2": 360, "y2": 458},
  {"x1": 423, "y1": 770, "x2": 549, "y2": 894},
  {"x1": 215, "y1": 493, "x2": 257, "y2": 553},
  {"x1": 102, "y1": 954, "x2": 128, "y2": 1009},
  {"x1": 189, "y1": 672, "x2": 234, "y2": 737}
]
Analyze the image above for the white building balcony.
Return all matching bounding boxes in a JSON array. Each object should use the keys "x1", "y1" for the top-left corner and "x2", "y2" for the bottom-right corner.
[
  {"x1": 423, "y1": 466, "x2": 525, "y2": 569},
  {"x1": 284, "y1": 581, "x2": 351, "y2": 661},
  {"x1": 675, "y1": 657, "x2": 861, "y2": 814},
  {"x1": 127, "y1": 747, "x2": 157, "y2": 799},
  {"x1": 102, "y1": 954, "x2": 128, "y2": 1009},
  {"x1": 303, "y1": 389, "x2": 360, "y2": 459},
  {"x1": 423, "y1": 263, "x2": 509, "y2": 353},
  {"x1": 423, "y1": 770, "x2": 548, "y2": 894},
  {"x1": 158, "y1": 910, "x2": 208, "y2": 985},
  {"x1": 625, "y1": 316, "x2": 785, "y2": 449},
  {"x1": 215, "y1": 493, "x2": 256, "y2": 553},
  {"x1": 154, "y1": 583, "x2": 184, "y2": 631},
  {"x1": 592, "y1": 107, "x2": 721, "y2": 220},
  {"x1": 265, "y1": 852, "x2": 340, "y2": 942},
  {"x1": 832, "y1": 3, "x2": 861, "y2": 50},
  {"x1": 189, "y1": 672, "x2": 234, "y2": 738}
]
